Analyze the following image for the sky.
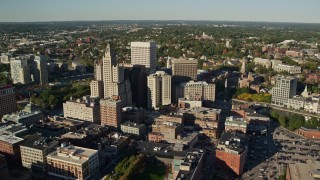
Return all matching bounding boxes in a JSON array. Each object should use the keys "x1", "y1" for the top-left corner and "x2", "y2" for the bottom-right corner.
[{"x1": 0, "y1": 0, "x2": 319, "y2": 23}]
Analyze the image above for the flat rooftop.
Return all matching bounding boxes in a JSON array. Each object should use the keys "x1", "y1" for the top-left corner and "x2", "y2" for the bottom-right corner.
[
  {"x1": 0, "y1": 135, "x2": 24, "y2": 144},
  {"x1": 287, "y1": 160, "x2": 320, "y2": 180},
  {"x1": 217, "y1": 131, "x2": 246, "y2": 154},
  {"x1": 21, "y1": 134, "x2": 58, "y2": 150},
  {"x1": 177, "y1": 107, "x2": 221, "y2": 114},
  {"x1": 47, "y1": 145, "x2": 97, "y2": 164}
]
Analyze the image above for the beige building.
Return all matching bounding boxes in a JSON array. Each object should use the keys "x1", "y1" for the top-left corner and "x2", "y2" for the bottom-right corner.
[
  {"x1": 273, "y1": 63, "x2": 301, "y2": 74},
  {"x1": 63, "y1": 96, "x2": 100, "y2": 124},
  {"x1": 120, "y1": 121, "x2": 146, "y2": 137},
  {"x1": 176, "y1": 81, "x2": 215, "y2": 105},
  {"x1": 131, "y1": 42, "x2": 157, "y2": 74},
  {"x1": 171, "y1": 58, "x2": 198, "y2": 82},
  {"x1": 225, "y1": 116, "x2": 247, "y2": 133},
  {"x1": 147, "y1": 71, "x2": 171, "y2": 109},
  {"x1": 100, "y1": 98, "x2": 122, "y2": 129},
  {"x1": 271, "y1": 75, "x2": 297, "y2": 107},
  {"x1": 10, "y1": 58, "x2": 31, "y2": 84},
  {"x1": 20, "y1": 135, "x2": 58, "y2": 172},
  {"x1": 47, "y1": 144, "x2": 99, "y2": 180},
  {"x1": 34, "y1": 56, "x2": 48, "y2": 85},
  {"x1": 90, "y1": 80, "x2": 103, "y2": 98}
]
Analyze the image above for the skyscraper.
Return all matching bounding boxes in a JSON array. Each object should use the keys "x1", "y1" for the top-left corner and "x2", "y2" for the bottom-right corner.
[
  {"x1": 271, "y1": 75, "x2": 297, "y2": 107},
  {"x1": 10, "y1": 58, "x2": 31, "y2": 84},
  {"x1": 100, "y1": 98, "x2": 122, "y2": 129},
  {"x1": 131, "y1": 42, "x2": 157, "y2": 74},
  {"x1": 147, "y1": 71, "x2": 171, "y2": 109},
  {"x1": 90, "y1": 44, "x2": 132, "y2": 106},
  {"x1": 34, "y1": 55, "x2": 48, "y2": 85}
]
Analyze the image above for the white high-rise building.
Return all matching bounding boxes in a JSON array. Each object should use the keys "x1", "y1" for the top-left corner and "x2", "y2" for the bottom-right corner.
[
  {"x1": 271, "y1": 75, "x2": 297, "y2": 107},
  {"x1": 131, "y1": 42, "x2": 157, "y2": 74},
  {"x1": 147, "y1": 71, "x2": 171, "y2": 109},
  {"x1": 90, "y1": 44, "x2": 132, "y2": 106},
  {"x1": 10, "y1": 58, "x2": 31, "y2": 84},
  {"x1": 34, "y1": 55, "x2": 48, "y2": 85}
]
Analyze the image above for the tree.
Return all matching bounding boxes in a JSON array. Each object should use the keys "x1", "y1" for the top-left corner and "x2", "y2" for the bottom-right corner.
[
  {"x1": 288, "y1": 114, "x2": 305, "y2": 131},
  {"x1": 304, "y1": 117, "x2": 319, "y2": 129},
  {"x1": 279, "y1": 115, "x2": 287, "y2": 127},
  {"x1": 270, "y1": 110, "x2": 279, "y2": 119}
]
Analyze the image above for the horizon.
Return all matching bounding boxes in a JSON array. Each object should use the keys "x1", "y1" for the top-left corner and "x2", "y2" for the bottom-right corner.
[{"x1": 0, "y1": 0, "x2": 319, "y2": 23}]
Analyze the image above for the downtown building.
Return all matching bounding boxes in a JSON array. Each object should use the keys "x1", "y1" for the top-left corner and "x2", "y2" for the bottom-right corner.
[
  {"x1": 271, "y1": 75, "x2": 297, "y2": 107},
  {"x1": 216, "y1": 131, "x2": 248, "y2": 176},
  {"x1": 90, "y1": 44, "x2": 132, "y2": 107},
  {"x1": 131, "y1": 41, "x2": 157, "y2": 74},
  {"x1": 147, "y1": 71, "x2": 171, "y2": 110},
  {"x1": 176, "y1": 81, "x2": 216, "y2": 107},
  {"x1": 171, "y1": 58, "x2": 198, "y2": 82},
  {"x1": 0, "y1": 85, "x2": 17, "y2": 119},
  {"x1": 46, "y1": 144, "x2": 99, "y2": 180},
  {"x1": 100, "y1": 98, "x2": 122, "y2": 129}
]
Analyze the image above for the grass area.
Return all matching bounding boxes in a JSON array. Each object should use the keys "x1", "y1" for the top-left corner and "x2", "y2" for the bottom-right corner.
[{"x1": 136, "y1": 164, "x2": 166, "y2": 180}]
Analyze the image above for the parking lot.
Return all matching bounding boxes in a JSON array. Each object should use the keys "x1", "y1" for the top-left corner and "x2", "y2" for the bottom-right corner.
[{"x1": 242, "y1": 126, "x2": 320, "y2": 180}]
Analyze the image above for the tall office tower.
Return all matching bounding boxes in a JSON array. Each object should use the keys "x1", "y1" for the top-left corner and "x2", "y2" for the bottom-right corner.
[
  {"x1": 100, "y1": 98, "x2": 122, "y2": 129},
  {"x1": 101, "y1": 44, "x2": 132, "y2": 106},
  {"x1": 147, "y1": 71, "x2": 171, "y2": 110},
  {"x1": 10, "y1": 58, "x2": 31, "y2": 84},
  {"x1": 0, "y1": 85, "x2": 17, "y2": 119},
  {"x1": 130, "y1": 65, "x2": 148, "y2": 108},
  {"x1": 94, "y1": 60, "x2": 103, "y2": 81},
  {"x1": 271, "y1": 75, "x2": 297, "y2": 107},
  {"x1": 34, "y1": 55, "x2": 48, "y2": 85},
  {"x1": 131, "y1": 42, "x2": 157, "y2": 74},
  {"x1": 171, "y1": 58, "x2": 198, "y2": 82}
]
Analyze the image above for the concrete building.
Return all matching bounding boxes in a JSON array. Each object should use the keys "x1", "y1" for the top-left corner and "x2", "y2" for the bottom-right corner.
[
  {"x1": 0, "y1": 85, "x2": 16, "y2": 119},
  {"x1": 129, "y1": 65, "x2": 148, "y2": 108},
  {"x1": 216, "y1": 131, "x2": 248, "y2": 176},
  {"x1": 253, "y1": 58, "x2": 271, "y2": 68},
  {"x1": 120, "y1": 121, "x2": 146, "y2": 137},
  {"x1": 171, "y1": 58, "x2": 198, "y2": 82},
  {"x1": 0, "y1": 53, "x2": 12, "y2": 64},
  {"x1": 2, "y1": 103, "x2": 43, "y2": 127},
  {"x1": 271, "y1": 76, "x2": 297, "y2": 107},
  {"x1": 169, "y1": 150, "x2": 204, "y2": 180},
  {"x1": 286, "y1": 160, "x2": 320, "y2": 180},
  {"x1": 20, "y1": 135, "x2": 58, "y2": 172},
  {"x1": 122, "y1": 106, "x2": 145, "y2": 123},
  {"x1": 34, "y1": 55, "x2": 48, "y2": 85},
  {"x1": 178, "y1": 98, "x2": 202, "y2": 109},
  {"x1": 90, "y1": 80, "x2": 104, "y2": 98},
  {"x1": 147, "y1": 71, "x2": 171, "y2": 110},
  {"x1": 0, "y1": 135, "x2": 24, "y2": 164},
  {"x1": 273, "y1": 63, "x2": 301, "y2": 74},
  {"x1": 225, "y1": 116, "x2": 247, "y2": 133},
  {"x1": 100, "y1": 98, "x2": 122, "y2": 129},
  {"x1": 10, "y1": 57, "x2": 31, "y2": 84},
  {"x1": 101, "y1": 44, "x2": 132, "y2": 106},
  {"x1": 63, "y1": 96, "x2": 100, "y2": 124},
  {"x1": 131, "y1": 42, "x2": 157, "y2": 74},
  {"x1": 176, "y1": 81, "x2": 215, "y2": 106},
  {"x1": 47, "y1": 144, "x2": 99, "y2": 180}
]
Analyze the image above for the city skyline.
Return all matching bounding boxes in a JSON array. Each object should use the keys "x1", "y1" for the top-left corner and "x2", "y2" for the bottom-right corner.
[{"x1": 0, "y1": 0, "x2": 320, "y2": 23}]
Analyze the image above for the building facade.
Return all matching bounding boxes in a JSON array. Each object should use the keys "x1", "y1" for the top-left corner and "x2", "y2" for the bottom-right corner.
[
  {"x1": 34, "y1": 55, "x2": 48, "y2": 85},
  {"x1": 120, "y1": 121, "x2": 146, "y2": 137},
  {"x1": 47, "y1": 144, "x2": 99, "y2": 180},
  {"x1": 100, "y1": 98, "x2": 122, "y2": 129},
  {"x1": 131, "y1": 42, "x2": 157, "y2": 74},
  {"x1": 63, "y1": 96, "x2": 100, "y2": 124},
  {"x1": 171, "y1": 58, "x2": 198, "y2": 82},
  {"x1": 10, "y1": 58, "x2": 31, "y2": 84},
  {"x1": 147, "y1": 71, "x2": 171, "y2": 109},
  {"x1": 271, "y1": 76, "x2": 297, "y2": 107},
  {"x1": 0, "y1": 85, "x2": 16, "y2": 119}
]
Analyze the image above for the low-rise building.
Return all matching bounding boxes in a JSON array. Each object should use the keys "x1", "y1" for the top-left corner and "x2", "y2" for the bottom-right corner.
[
  {"x1": 20, "y1": 135, "x2": 58, "y2": 172},
  {"x1": 122, "y1": 106, "x2": 145, "y2": 123},
  {"x1": 0, "y1": 135, "x2": 24, "y2": 165},
  {"x1": 178, "y1": 98, "x2": 202, "y2": 109},
  {"x1": 273, "y1": 63, "x2": 301, "y2": 74},
  {"x1": 63, "y1": 96, "x2": 100, "y2": 124},
  {"x1": 225, "y1": 116, "x2": 247, "y2": 133},
  {"x1": 120, "y1": 121, "x2": 146, "y2": 138},
  {"x1": 297, "y1": 127, "x2": 320, "y2": 140},
  {"x1": 47, "y1": 144, "x2": 99, "y2": 180},
  {"x1": 216, "y1": 131, "x2": 248, "y2": 176},
  {"x1": 2, "y1": 103, "x2": 43, "y2": 127},
  {"x1": 286, "y1": 160, "x2": 320, "y2": 180}
]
